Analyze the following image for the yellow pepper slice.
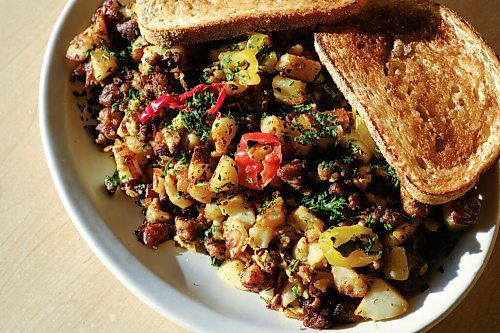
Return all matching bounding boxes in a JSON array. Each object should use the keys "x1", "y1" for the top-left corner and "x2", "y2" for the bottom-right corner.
[
  {"x1": 352, "y1": 109, "x2": 377, "y2": 156},
  {"x1": 219, "y1": 49, "x2": 260, "y2": 86},
  {"x1": 246, "y1": 33, "x2": 267, "y2": 54},
  {"x1": 247, "y1": 33, "x2": 277, "y2": 73},
  {"x1": 319, "y1": 225, "x2": 382, "y2": 267}
]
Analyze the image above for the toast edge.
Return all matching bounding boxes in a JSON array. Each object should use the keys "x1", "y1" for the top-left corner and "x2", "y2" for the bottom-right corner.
[
  {"x1": 314, "y1": 22, "x2": 500, "y2": 204},
  {"x1": 137, "y1": 0, "x2": 365, "y2": 46}
]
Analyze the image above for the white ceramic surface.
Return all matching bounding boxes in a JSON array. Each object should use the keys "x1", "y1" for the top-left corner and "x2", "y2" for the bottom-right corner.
[{"x1": 39, "y1": 1, "x2": 500, "y2": 332}]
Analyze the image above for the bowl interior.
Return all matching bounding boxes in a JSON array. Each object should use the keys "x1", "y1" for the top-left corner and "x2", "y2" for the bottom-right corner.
[{"x1": 39, "y1": 1, "x2": 500, "y2": 332}]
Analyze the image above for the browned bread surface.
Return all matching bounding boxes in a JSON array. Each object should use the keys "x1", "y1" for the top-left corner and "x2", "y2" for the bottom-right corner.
[
  {"x1": 315, "y1": 0, "x2": 500, "y2": 204},
  {"x1": 136, "y1": 0, "x2": 364, "y2": 46}
]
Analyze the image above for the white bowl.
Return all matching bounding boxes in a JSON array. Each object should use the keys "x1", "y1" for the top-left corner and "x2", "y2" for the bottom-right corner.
[{"x1": 39, "y1": 1, "x2": 500, "y2": 332}]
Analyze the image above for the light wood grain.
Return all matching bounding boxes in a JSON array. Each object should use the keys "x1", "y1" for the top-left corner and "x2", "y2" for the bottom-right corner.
[{"x1": 0, "y1": 0, "x2": 498, "y2": 332}]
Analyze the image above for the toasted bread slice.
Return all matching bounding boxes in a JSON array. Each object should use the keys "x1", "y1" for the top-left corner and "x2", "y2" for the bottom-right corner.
[
  {"x1": 136, "y1": 0, "x2": 364, "y2": 46},
  {"x1": 314, "y1": 0, "x2": 500, "y2": 205}
]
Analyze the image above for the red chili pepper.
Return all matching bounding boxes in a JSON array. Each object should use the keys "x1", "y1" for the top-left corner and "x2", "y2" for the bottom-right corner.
[
  {"x1": 235, "y1": 133, "x2": 282, "y2": 190},
  {"x1": 139, "y1": 84, "x2": 226, "y2": 123}
]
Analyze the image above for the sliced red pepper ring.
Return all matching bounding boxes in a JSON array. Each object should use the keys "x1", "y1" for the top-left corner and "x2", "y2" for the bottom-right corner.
[
  {"x1": 235, "y1": 132, "x2": 282, "y2": 190},
  {"x1": 139, "y1": 83, "x2": 226, "y2": 123}
]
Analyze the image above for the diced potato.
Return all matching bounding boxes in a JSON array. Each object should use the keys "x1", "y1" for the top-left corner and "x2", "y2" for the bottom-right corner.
[
  {"x1": 223, "y1": 217, "x2": 248, "y2": 259},
  {"x1": 256, "y1": 197, "x2": 286, "y2": 228},
  {"x1": 275, "y1": 53, "x2": 321, "y2": 82},
  {"x1": 218, "y1": 195, "x2": 255, "y2": 228},
  {"x1": 217, "y1": 260, "x2": 248, "y2": 291},
  {"x1": 88, "y1": 47, "x2": 118, "y2": 84},
  {"x1": 355, "y1": 278, "x2": 409, "y2": 321},
  {"x1": 272, "y1": 76, "x2": 307, "y2": 105},
  {"x1": 209, "y1": 155, "x2": 238, "y2": 193},
  {"x1": 152, "y1": 168, "x2": 166, "y2": 196},
  {"x1": 66, "y1": 28, "x2": 96, "y2": 61},
  {"x1": 170, "y1": 113, "x2": 185, "y2": 131},
  {"x1": 312, "y1": 271, "x2": 334, "y2": 293},
  {"x1": 211, "y1": 116, "x2": 238, "y2": 157},
  {"x1": 187, "y1": 160, "x2": 209, "y2": 183},
  {"x1": 187, "y1": 146, "x2": 212, "y2": 183},
  {"x1": 259, "y1": 288, "x2": 275, "y2": 303},
  {"x1": 260, "y1": 115, "x2": 286, "y2": 141},
  {"x1": 288, "y1": 206, "x2": 324, "y2": 241},
  {"x1": 117, "y1": 105, "x2": 140, "y2": 138},
  {"x1": 145, "y1": 198, "x2": 171, "y2": 224},
  {"x1": 307, "y1": 242, "x2": 326, "y2": 268},
  {"x1": 153, "y1": 128, "x2": 182, "y2": 155},
  {"x1": 383, "y1": 247, "x2": 409, "y2": 281},
  {"x1": 290, "y1": 114, "x2": 313, "y2": 156},
  {"x1": 123, "y1": 136, "x2": 150, "y2": 165},
  {"x1": 293, "y1": 237, "x2": 309, "y2": 262},
  {"x1": 164, "y1": 172, "x2": 194, "y2": 209},
  {"x1": 340, "y1": 132, "x2": 373, "y2": 164},
  {"x1": 113, "y1": 139, "x2": 142, "y2": 186},
  {"x1": 66, "y1": 13, "x2": 107, "y2": 61},
  {"x1": 173, "y1": 162, "x2": 190, "y2": 193},
  {"x1": 287, "y1": 44, "x2": 304, "y2": 56},
  {"x1": 249, "y1": 225, "x2": 276, "y2": 249},
  {"x1": 332, "y1": 266, "x2": 368, "y2": 298},
  {"x1": 123, "y1": 2, "x2": 137, "y2": 18},
  {"x1": 204, "y1": 203, "x2": 224, "y2": 222},
  {"x1": 307, "y1": 226, "x2": 323, "y2": 243},
  {"x1": 282, "y1": 306, "x2": 305, "y2": 320},
  {"x1": 261, "y1": 51, "x2": 278, "y2": 73},
  {"x1": 209, "y1": 220, "x2": 224, "y2": 241},
  {"x1": 386, "y1": 219, "x2": 422, "y2": 247},
  {"x1": 186, "y1": 132, "x2": 202, "y2": 152},
  {"x1": 281, "y1": 282, "x2": 301, "y2": 307},
  {"x1": 187, "y1": 181, "x2": 216, "y2": 204}
]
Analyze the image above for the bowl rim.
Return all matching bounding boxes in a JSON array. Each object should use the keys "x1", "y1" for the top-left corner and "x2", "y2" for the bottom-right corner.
[{"x1": 39, "y1": 1, "x2": 500, "y2": 332}]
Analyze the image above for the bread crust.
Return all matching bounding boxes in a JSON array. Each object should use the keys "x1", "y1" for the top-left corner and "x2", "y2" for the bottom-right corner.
[
  {"x1": 314, "y1": 0, "x2": 500, "y2": 204},
  {"x1": 136, "y1": 0, "x2": 365, "y2": 46}
]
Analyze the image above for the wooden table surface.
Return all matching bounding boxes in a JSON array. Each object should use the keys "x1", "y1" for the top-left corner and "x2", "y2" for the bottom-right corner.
[{"x1": 0, "y1": 0, "x2": 498, "y2": 332}]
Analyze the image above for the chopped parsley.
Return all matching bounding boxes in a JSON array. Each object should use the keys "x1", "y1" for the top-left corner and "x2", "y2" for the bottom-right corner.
[
  {"x1": 365, "y1": 215, "x2": 376, "y2": 227},
  {"x1": 382, "y1": 219, "x2": 393, "y2": 231},
  {"x1": 180, "y1": 92, "x2": 216, "y2": 141},
  {"x1": 290, "y1": 259, "x2": 300, "y2": 273},
  {"x1": 204, "y1": 224, "x2": 218, "y2": 238},
  {"x1": 104, "y1": 170, "x2": 119, "y2": 194},
  {"x1": 335, "y1": 234, "x2": 381, "y2": 257},
  {"x1": 292, "y1": 111, "x2": 339, "y2": 145},
  {"x1": 162, "y1": 157, "x2": 174, "y2": 177},
  {"x1": 258, "y1": 198, "x2": 274, "y2": 214},
  {"x1": 372, "y1": 159, "x2": 400, "y2": 190},
  {"x1": 347, "y1": 138, "x2": 365, "y2": 156},
  {"x1": 302, "y1": 192, "x2": 347, "y2": 224},
  {"x1": 293, "y1": 104, "x2": 314, "y2": 113},
  {"x1": 386, "y1": 165, "x2": 400, "y2": 189},
  {"x1": 209, "y1": 257, "x2": 223, "y2": 267},
  {"x1": 105, "y1": 170, "x2": 119, "y2": 187},
  {"x1": 362, "y1": 235, "x2": 381, "y2": 255}
]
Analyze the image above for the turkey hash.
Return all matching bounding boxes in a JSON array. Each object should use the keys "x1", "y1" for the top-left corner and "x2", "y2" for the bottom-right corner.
[{"x1": 66, "y1": 0, "x2": 481, "y2": 329}]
